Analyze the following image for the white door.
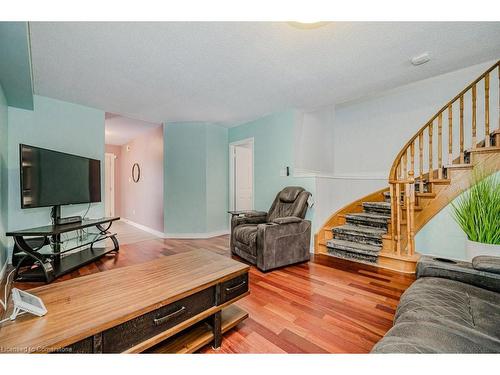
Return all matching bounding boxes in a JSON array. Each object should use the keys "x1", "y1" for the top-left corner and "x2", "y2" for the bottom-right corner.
[
  {"x1": 104, "y1": 153, "x2": 115, "y2": 217},
  {"x1": 234, "y1": 145, "x2": 253, "y2": 211}
]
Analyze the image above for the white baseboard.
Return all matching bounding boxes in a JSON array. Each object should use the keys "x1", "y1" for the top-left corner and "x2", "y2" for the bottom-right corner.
[
  {"x1": 121, "y1": 218, "x2": 230, "y2": 240},
  {"x1": 164, "y1": 230, "x2": 230, "y2": 239},
  {"x1": 121, "y1": 218, "x2": 166, "y2": 238}
]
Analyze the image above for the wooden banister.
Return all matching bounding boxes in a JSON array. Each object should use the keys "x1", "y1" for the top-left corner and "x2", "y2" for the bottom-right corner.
[
  {"x1": 388, "y1": 60, "x2": 500, "y2": 256},
  {"x1": 389, "y1": 60, "x2": 499, "y2": 181}
]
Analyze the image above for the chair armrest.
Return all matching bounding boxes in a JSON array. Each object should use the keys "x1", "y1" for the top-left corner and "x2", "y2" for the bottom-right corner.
[
  {"x1": 272, "y1": 216, "x2": 302, "y2": 225},
  {"x1": 417, "y1": 256, "x2": 500, "y2": 293},
  {"x1": 231, "y1": 213, "x2": 267, "y2": 227},
  {"x1": 242, "y1": 211, "x2": 267, "y2": 218}
]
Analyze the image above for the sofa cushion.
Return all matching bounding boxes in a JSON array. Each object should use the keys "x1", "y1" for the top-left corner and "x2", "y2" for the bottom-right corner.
[
  {"x1": 372, "y1": 321, "x2": 500, "y2": 353},
  {"x1": 395, "y1": 277, "x2": 500, "y2": 341}
]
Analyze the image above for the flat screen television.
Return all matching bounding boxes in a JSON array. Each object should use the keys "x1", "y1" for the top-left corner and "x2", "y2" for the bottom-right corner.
[{"x1": 20, "y1": 144, "x2": 101, "y2": 209}]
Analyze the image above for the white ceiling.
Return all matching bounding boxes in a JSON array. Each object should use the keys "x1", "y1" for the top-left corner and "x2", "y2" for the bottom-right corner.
[
  {"x1": 105, "y1": 113, "x2": 161, "y2": 145},
  {"x1": 30, "y1": 22, "x2": 500, "y2": 126}
]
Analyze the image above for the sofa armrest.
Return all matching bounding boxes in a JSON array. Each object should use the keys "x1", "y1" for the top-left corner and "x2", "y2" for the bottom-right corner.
[
  {"x1": 417, "y1": 256, "x2": 500, "y2": 293},
  {"x1": 472, "y1": 256, "x2": 500, "y2": 275},
  {"x1": 272, "y1": 216, "x2": 302, "y2": 225}
]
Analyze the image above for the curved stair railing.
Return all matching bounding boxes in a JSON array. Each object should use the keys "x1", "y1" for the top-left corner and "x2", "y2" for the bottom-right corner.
[{"x1": 388, "y1": 60, "x2": 500, "y2": 257}]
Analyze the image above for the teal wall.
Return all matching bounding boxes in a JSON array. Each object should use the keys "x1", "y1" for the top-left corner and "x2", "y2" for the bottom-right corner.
[
  {"x1": 164, "y1": 122, "x2": 229, "y2": 235},
  {"x1": 228, "y1": 111, "x2": 315, "y2": 224},
  {"x1": 206, "y1": 124, "x2": 229, "y2": 233},
  {"x1": 7, "y1": 95, "x2": 105, "y2": 242},
  {"x1": 0, "y1": 83, "x2": 8, "y2": 271},
  {"x1": 0, "y1": 22, "x2": 33, "y2": 110},
  {"x1": 415, "y1": 201, "x2": 466, "y2": 260}
]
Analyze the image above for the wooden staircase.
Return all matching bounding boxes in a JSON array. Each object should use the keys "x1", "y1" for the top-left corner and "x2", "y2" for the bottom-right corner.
[{"x1": 315, "y1": 60, "x2": 500, "y2": 273}]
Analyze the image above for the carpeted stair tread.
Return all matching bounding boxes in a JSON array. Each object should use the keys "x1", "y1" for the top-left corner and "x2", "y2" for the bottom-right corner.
[
  {"x1": 332, "y1": 224, "x2": 386, "y2": 237},
  {"x1": 363, "y1": 201, "x2": 391, "y2": 209},
  {"x1": 326, "y1": 238, "x2": 381, "y2": 256},
  {"x1": 345, "y1": 212, "x2": 390, "y2": 228},
  {"x1": 346, "y1": 212, "x2": 391, "y2": 220},
  {"x1": 332, "y1": 224, "x2": 386, "y2": 246},
  {"x1": 362, "y1": 201, "x2": 391, "y2": 215},
  {"x1": 327, "y1": 248, "x2": 378, "y2": 264}
]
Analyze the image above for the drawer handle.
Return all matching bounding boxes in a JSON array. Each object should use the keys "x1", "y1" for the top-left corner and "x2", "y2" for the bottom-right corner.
[
  {"x1": 154, "y1": 306, "x2": 186, "y2": 326},
  {"x1": 225, "y1": 281, "x2": 246, "y2": 293}
]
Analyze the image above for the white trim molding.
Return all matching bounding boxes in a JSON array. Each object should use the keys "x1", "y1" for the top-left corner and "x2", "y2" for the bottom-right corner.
[
  {"x1": 319, "y1": 174, "x2": 387, "y2": 180},
  {"x1": 164, "y1": 230, "x2": 230, "y2": 239},
  {"x1": 0, "y1": 260, "x2": 7, "y2": 288},
  {"x1": 229, "y1": 137, "x2": 254, "y2": 211},
  {"x1": 122, "y1": 218, "x2": 230, "y2": 240},
  {"x1": 121, "y1": 218, "x2": 166, "y2": 238}
]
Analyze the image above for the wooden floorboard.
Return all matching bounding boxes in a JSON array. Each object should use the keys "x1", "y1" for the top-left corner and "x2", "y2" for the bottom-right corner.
[{"x1": 13, "y1": 223, "x2": 415, "y2": 353}]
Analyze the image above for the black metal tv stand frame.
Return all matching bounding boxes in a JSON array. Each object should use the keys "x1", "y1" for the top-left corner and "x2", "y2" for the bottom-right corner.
[{"x1": 7, "y1": 209, "x2": 120, "y2": 283}]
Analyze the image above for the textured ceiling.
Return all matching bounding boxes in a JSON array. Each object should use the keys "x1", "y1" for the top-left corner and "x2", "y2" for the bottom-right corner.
[
  {"x1": 30, "y1": 22, "x2": 500, "y2": 126},
  {"x1": 105, "y1": 115, "x2": 161, "y2": 145}
]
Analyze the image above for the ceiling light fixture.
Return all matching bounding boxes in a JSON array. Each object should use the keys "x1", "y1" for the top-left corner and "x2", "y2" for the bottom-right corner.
[{"x1": 288, "y1": 21, "x2": 329, "y2": 30}]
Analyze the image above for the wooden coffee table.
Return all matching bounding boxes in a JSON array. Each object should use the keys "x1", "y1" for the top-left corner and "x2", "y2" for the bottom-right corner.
[{"x1": 0, "y1": 249, "x2": 249, "y2": 353}]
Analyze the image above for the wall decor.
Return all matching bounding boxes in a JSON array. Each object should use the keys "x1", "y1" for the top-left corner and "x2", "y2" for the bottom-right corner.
[{"x1": 132, "y1": 163, "x2": 141, "y2": 183}]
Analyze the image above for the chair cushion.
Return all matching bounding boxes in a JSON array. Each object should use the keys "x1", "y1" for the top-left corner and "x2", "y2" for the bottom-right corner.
[{"x1": 233, "y1": 224, "x2": 258, "y2": 247}]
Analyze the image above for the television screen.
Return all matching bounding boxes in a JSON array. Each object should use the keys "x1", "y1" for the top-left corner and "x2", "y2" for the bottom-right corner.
[{"x1": 20, "y1": 144, "x2": 101, "y2": 208}]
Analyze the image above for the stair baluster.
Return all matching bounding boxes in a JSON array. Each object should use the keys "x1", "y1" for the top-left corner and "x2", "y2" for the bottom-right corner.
[
  {"x1": 472, "y1": 83, "x2": 477, "y2": 149},
  {"x1": 448, "y1": 104, "x2": 453, "y2": 165},
  {"x1": 485, "y1": 72, "x2": 490, "y2": 147},
  {"x1": 438, "y1": 113, "x2": 443, "y2": 179}
]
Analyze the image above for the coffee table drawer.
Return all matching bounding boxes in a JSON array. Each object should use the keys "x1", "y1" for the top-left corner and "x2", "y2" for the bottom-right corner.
[
  {"x1": 220, "y1": 273, "x2": 248, "y2": 304},
  {"x1": 102, "y1": 286, "x2": 215, "y2": 353}
]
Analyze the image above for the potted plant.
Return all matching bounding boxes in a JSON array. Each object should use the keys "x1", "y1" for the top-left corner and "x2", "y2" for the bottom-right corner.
[{"x1": 451, "y1": 171, "x2": 500, "y2": 260}]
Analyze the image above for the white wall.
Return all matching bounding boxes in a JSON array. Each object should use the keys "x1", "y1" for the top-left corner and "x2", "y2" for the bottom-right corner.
[
  {"x1": 313, "y1": 177, "x2": 387, "y2": 229},
  {"x1": 294, "y1": 105, "x2": 335, "y2": 175},
  {"x1": 333, "y1": 60, "x2": 497, "y2": 177}
]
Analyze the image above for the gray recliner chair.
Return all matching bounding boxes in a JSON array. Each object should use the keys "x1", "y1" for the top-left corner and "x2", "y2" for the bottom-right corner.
[{"x1": 230, "y1": 186, "x2": 312, "y2": 272}]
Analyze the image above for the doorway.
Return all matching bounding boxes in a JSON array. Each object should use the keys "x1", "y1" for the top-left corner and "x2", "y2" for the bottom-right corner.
[{"x1": 229, "y1": 138, "x2": 254, "y2": 211}]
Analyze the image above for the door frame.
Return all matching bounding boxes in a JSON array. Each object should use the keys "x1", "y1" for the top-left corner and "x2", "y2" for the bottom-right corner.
[
  {"x1": 104, "y1": 152, "x2": 116, "y2": 217},
  {"x1": 229, "y1": 137, "x2": 254, "y2": 211}
]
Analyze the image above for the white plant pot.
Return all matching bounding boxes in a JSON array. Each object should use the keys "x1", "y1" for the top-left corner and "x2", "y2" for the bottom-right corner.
[{"x1": 465, "y1": 239, "x2": 500, "y2": 261}]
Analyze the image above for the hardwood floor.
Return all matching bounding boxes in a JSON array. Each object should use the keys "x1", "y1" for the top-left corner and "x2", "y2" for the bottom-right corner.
[{"x1": 14, "y1": 232, "x2": 415, "y2": 353}]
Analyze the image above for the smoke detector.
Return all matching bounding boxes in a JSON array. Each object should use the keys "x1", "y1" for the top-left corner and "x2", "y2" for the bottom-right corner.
[{"x1": 411, "y1": 52, "x2": 431, "y2": 66}]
